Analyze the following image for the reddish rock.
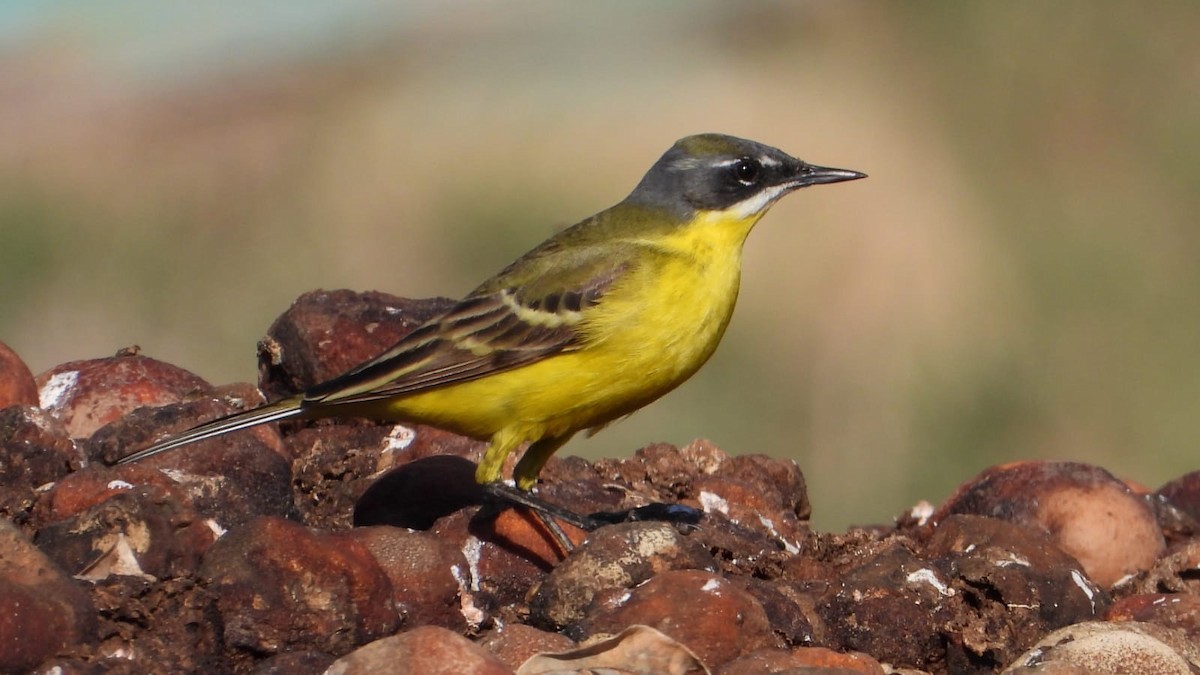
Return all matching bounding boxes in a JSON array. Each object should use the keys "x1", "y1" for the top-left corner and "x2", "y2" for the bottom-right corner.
[
  {"x1": 934, "y1": 461, "x2": 1165, "y2": 586},
  {"x1": 718, "y1": 646, "x2": 886, "y2": 674},
  {"x1": 35, "y1": 482, "x2": 217, "y2": 581},
  {"x1": 529, "y1": 522, "x2": 716, "y2": 629},
  {"x1": 325, "y1": 625, "x2": 511, "y2": 675},
  {"x1": 716, "y1": 452, "x2": 811, "y2": 520},
  {"x1": 578, "y1": 569, "x2": 775, "y2": 669},
  {"x1": 433, "y1": 509, "x2": 551, "y2": 623},
  {"x1": 256, "y1": 290, "x2": 456, "y2": 400},
  {"x1": 0, "y1": 340, "x2": 37, "y2": 409},
  {"x1": 1107, "y1": 593, "x2": 1200, "y2": 642},
  {"x1": 479, "y1": 506, "x2": 589, "y2": 568},
  {"x1": 0, "y1": 518, "x2": 96, "y2": 672},
  {"x1": 200, "y1": 516, "x2": 400, "y2": 656},
  {"x1": 479, "y1": 623, "x2": 575, "y2": 672},
  {"x1": 36, "y1": 352, "x2": 211, "y2": 439},
  {"x1": 350, "y1": 525, "x2": 470, "y2": 631}
]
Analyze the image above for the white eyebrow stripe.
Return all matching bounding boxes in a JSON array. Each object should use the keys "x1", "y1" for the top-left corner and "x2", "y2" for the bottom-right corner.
[{"x1": 758, "y1": 154, "x2": 782, "y2": 167}]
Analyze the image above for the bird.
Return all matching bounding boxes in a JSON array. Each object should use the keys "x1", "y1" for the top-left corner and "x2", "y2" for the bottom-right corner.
[{"x1": 118, "y1": 133, "x2": 864, "y2": 525}]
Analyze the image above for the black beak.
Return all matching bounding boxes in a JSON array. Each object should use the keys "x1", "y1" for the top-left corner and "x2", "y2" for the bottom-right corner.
[{"x1": 791, "y1": 162, "x2": 867, "y2": 188}]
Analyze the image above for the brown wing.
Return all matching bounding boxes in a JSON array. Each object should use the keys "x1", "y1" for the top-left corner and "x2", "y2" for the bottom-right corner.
[{"x1": 302, "y1": 251, "x2": 630, "y2": 407}]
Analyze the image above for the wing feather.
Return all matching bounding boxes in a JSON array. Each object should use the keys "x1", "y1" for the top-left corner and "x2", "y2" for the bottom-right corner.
[{"x1": 302, "y1": 243, "x2": 635, "y2": 407}]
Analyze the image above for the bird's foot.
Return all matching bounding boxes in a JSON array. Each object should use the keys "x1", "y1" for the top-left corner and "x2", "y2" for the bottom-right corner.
[{"x1": 587, "y1": 502, "x2": 704, "y2": 530}]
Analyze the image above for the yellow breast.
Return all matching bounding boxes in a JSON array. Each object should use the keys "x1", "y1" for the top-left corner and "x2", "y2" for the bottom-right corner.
[{"x1": 385, "y1": 209, "x2": 763, "y2": 440}]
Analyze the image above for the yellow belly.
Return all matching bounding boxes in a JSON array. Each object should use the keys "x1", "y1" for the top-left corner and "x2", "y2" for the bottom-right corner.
[{"x1": 382, "y1": 210, "x2": 755, "y2": 442}]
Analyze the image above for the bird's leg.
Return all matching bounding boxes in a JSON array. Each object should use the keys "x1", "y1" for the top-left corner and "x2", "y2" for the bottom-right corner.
[
  {"x1": 478, "y1": 433, "x2": 599, "y2": 552},
  {"x1": 511, "y1": 434, "x2": 572, "y2": 491}
]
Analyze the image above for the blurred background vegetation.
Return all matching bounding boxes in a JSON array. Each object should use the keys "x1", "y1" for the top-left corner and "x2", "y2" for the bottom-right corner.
[{"x1": 2, "y1": 2, "x2": 1197, "y2": 530}]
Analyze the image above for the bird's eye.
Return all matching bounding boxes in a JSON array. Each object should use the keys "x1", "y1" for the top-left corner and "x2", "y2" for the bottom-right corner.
[{"x1": 732, "y1": 158, "x2": 760, "y2": 185}]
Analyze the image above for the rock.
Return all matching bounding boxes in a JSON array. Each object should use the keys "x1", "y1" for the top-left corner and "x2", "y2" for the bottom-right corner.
[
  {"x1": 253, "y1": 650, "x2": 336, "y2": 674},
  {"x1": 479, "y1": 623, "x2": 575, "y2": 672},
  {"x1": 818, "y1": 540, "x2": 950, "y2": 671},
  {"x1": 718, "y1": 646, "x2": 886, "y2": 674},
  {"x1": 1106, "y1": 593, "x2": 1200, "y2": 643},
  {"x1": 934, "y1": 461, "x2": 1165, "y2": 586},
  {"x1": 86, "y1": 575, "x2": 223, "y2": 672},
  {"x1": 515, "y1": 625, "x2": 704, "y2": 675},
  {"x1": 0, "y1": 518, "x2": 96, "y2": 672},
  {"x1": 1156, "y1": 471, "x2": 1200, "y2": 533},
  {"x1": 924, "y1": 514, "x2": 1106, "y2": 670},
  {"x1": 529, "y1": 521, "x2": 716, "y2": 629},
  {"x1": 200, "y1": 516, "x2": 400, "y2": 656},
  {"x1": 578, "y1": 569, "x2": 775, "y2": 669},
  {"x1": 85, "y1": 397, "x2": 295, "y2": 529},
  {"x1": 36, "y1": 352, "x2": 211, "y2": 439},
  {"x1": 1002, "y1": 620, "x2": 1200, "y2": 673},
  {"x1": 35, "y1": 481, "x2": 217, "y2": 581},
  {"x1": 0, "y1": 340, "x2": 37, "y2": 409},
  {"x1": 0, "y1": 405, "x2": 81, "y2": 525},
  {"x1": 256, "y1": 290, "x2": 456, "y2": 400},
  {"x1": 350, "y1": 525, "x2": 470, "y2": 632},
  {"x1": 325, "y1": 625, "x2": 511, "y2": 675}
]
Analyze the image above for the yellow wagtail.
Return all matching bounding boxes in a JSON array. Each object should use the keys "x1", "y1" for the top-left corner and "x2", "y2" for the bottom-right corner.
[{"x1": 119, "y1": 133, "x2": 864, "y2": 519}]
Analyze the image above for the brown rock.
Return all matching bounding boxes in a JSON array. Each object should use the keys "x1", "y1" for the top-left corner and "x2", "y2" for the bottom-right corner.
[
  {"x1": 925, "y1": 514, "x2": 1106, "y2": 670},
  {"x1": 734, "y1": 577, "x2": 824, "y2": 647},
  {"x1": 479, "y1": 623, "x2": 575, "y2": 672},
  {"x1": 256, "y1": 290, "x2": 456, "y2": 400},
  {"x1": 1002, "y1": 620, "x2": 1200, "y2": 673},
  {"x1": 1107, "y1": 593, "x2": 1200, "y2": 642},
  {"x1": 934, "y1": 461, "x2": 1165, "y2": 586},
  {"x1": 0, "y1": 340, "x2": 37, "y2": 409},
  {"x1": 325, "y1": 625, "x2": 511, "y2": 675},
  {"x1": 85, "y1": 397, "x2": 295, "y2": 529},
  {"x1": 1156, "y1": 470, "x2": 1200, "y2": 534},
  {"x1": 529, "y1": 521, "x2": 716, "y2": 629},
  {"x1": 578, "y1": 569, "x2": 775, "y2": 669},
  {"x1": 718, "y1": 646, "x2": 886, "y2": 674},
  {"x1": 1135, "y1": 538, "x2": 1200, "y2": 596},
  {"x1": 432, "y1": 508, "x2": 551, "y2": 622},
  {"x1": 200, "y1": 516, "x2": 400, "y2": 656},
  {"x1": 253, "y1": 650, "x2": 337, "y2": 674},
  {"x1": 515, "y1": 625, "x2": 705, "y2": 675},
  {"x1": 0, "y1": 405, "x2": 81, "y2": 526},
  {"x1": 716, "y1": 452, "x2": 810, "y2": 520},
  {"x1": 35, "y1": 482, "x2": 217, "y2": 580},
  {"x1": 0, "y1": 518, "x2": 96, "y2": 672},
  {"x1": 36, "y1": 352, "x2": 211, "y2": 439},
  {"x1": 818, "y1": 540, "x2": 950, "y2": 671},
  {"x1": 87, "y1": 575, "x2": 224, "y2": 672},
  {"x1": 350, "y1": 525, "x2": 470, "y2": 631}
]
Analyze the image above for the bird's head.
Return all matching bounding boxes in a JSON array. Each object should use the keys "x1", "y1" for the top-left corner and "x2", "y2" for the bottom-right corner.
[{"x1": 628, "y1": 133, "x2": 865, "y2": 221}]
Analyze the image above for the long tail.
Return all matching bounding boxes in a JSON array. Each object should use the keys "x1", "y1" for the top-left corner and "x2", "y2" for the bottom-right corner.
[{"x1": 116, "y1": 398, "x2": 306, "y2": 465}]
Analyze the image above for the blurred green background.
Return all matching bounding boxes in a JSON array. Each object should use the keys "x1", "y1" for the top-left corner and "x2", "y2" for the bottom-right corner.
[{"x1": 2, "y1": 2, "x2": 1197, "y2": 530}]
